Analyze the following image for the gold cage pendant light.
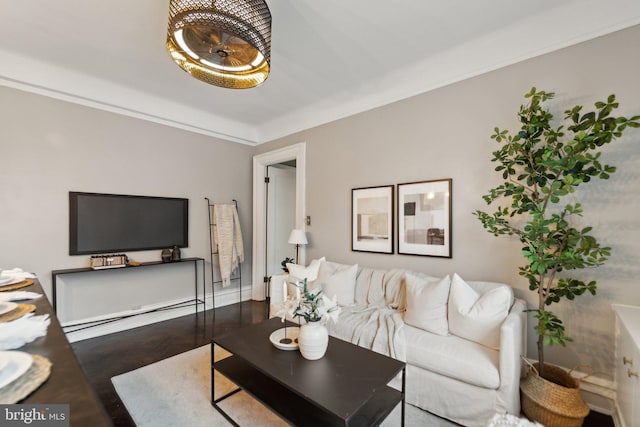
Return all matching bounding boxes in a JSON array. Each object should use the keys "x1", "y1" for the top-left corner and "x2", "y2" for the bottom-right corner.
[{"x1": 166, "y1": 0, "x2": 271, "y2": 89}]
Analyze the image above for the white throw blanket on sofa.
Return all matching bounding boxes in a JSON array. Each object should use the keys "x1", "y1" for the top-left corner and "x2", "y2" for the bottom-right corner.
[{"x1": 327, "y1": 305, "x2": 406, "y2": 361}]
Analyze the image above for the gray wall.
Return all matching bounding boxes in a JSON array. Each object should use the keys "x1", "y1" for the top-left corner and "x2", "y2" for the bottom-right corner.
[
  {"x1": 0, "y1": 86, "x2": 254, "y2": 322},
  {"x1": 256, "y1": 25, "x2": 640, "y2": 379}
]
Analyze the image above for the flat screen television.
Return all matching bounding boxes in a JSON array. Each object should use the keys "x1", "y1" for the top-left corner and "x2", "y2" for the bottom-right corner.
[{"x1": 69, "y1": 192, "x2": 189, "y2": 255}]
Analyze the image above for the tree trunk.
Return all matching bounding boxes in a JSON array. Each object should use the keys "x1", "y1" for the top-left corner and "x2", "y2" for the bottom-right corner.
[
  {"x1": 537, "y1": 321, "x2": 545, "y2": 376},
  {"x1": 538, "y1": 273, "x2": 546, "y2": 377}
]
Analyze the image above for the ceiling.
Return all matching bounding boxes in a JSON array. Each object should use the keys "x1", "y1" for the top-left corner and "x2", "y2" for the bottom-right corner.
[{"x1": 1, "y1": 1, "x2": 639, "y2": 145}]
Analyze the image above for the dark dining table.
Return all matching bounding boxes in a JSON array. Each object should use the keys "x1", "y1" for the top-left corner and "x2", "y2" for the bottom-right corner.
[{"x1": 10, "y1": 279, "x2": 112, "y2": 426}]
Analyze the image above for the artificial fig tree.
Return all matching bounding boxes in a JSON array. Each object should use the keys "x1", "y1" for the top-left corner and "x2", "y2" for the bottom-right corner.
[{"x1": 474, "y1": 87, "x2": 639, "y2": 376}]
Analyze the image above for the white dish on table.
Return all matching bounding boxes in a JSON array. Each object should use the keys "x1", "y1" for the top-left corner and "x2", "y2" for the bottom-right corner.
[
  {"x1": 0, "y1": 276, "x2": 14, "y2": 285},
  {"x1": 0, "y1": 277, "x2": 23, "y2": 287},
  {"x1": 0, "y1": 302, "x2": 18, "y2": 316},
  {"x1": 0, "y1": 351, "x2": 33, "y2": 389},
  {"x1": 269, "y1": 327, "x2": 300, "y2": 351}
]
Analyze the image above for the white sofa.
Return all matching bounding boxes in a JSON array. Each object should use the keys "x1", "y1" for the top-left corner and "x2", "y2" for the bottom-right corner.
[{"x1": 269, "y1": 260, "x2": 527, "y2": 427}]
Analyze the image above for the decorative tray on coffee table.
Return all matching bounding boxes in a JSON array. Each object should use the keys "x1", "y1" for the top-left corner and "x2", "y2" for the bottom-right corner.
[{"x1": 269, "y1": 327, "x2": 300, "y2": 350}]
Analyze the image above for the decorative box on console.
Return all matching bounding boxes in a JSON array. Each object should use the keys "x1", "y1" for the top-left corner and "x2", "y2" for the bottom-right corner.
[{"x1": 89, "y1": 254, "x2": 127, "y2": 270}]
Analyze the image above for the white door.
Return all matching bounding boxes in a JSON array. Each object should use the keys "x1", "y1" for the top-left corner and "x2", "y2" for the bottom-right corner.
[
  {"x1": 252, "y1": 142, "x2": 306, "y2": 301},
  {"x1": 266, "y1": 164, "x2": 296, "y2": 277}
]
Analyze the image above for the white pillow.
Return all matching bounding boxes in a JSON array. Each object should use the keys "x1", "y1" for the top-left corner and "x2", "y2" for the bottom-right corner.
[
  {"x1": 403, "y1": 274, "x2": 451, "y2": 336},
  {"x1": 286, "y1": 257, "x2": 325, "y2": 295},
  {"x1": 448, "y1": 273, "x2": 513, "y2": 349},
  {"x1": 317, "y1": 262, "x2": 358, "y2": 306},
  {"x1": 286, "y1": 257, "x2": 325, "y2": 282}
]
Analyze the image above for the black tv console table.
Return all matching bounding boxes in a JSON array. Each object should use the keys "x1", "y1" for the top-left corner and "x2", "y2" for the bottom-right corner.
[{"x1": 51, "y1": 257, "x2": 205, "y2": 331}]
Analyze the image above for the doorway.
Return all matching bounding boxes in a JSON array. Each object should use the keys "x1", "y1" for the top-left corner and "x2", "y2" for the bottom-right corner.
[
  {"x1": 252, "y1": 143, "x2": 306, "y2": 300},
  {"x1": 266, "y1": 161, "x2": 296, "y2": 277}
]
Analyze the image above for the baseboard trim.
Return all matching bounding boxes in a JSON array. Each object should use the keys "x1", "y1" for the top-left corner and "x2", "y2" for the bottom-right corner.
[
  {"x1": 578, "y1": 369, "x2": 615, "y2": 415},
  {"x1": 64, "y1": 286, "x2": 253, "y2": 343},
  {"x1": 612, "y1": 403, "x2": 625, "y2": 427}
]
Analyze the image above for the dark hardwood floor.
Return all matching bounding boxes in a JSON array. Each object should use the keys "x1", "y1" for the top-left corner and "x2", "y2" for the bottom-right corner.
[{"x1": 71, "y1": 300, "x2": 613, "y2": 427}]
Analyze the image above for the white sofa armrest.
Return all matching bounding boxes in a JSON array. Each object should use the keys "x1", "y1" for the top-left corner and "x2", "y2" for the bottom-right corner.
[
  {"x1": 496, "y1": 298, "x2": 527, "y2": 415},
  {"x1": 269, "y1": 274, "x2": 288, "y2": 319}
]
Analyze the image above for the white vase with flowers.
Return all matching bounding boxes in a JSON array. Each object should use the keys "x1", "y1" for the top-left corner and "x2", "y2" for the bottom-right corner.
[{"x1": 277, "y1": 278, "x2": 340, "y2": 360}]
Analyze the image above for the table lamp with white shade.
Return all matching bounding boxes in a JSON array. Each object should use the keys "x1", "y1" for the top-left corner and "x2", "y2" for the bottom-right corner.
[{"x1": 288, "y1": 229, "x2": 308, "y2": 264}]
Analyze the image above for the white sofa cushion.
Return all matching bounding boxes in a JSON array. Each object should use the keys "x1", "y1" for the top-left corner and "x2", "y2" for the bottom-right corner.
[
  {"x1": 317, "y1": 261, "x2": 358, "y2": 306},
  {"x1": 286, "y1": 257, "x2": 325, "y2": 295},
  {"x1": 286, "y1": 257, "x2": 325, "y2": 283},
  {"x1": 355, "y1": 267, "x2": 387, "y2": 306},
  {"x1": 355, "y1": 267, "x2": 408, "y2": 308},
  {"x1": 404, "y1": 324, "x2": 500, "y2": 389},
  {"x1": 403, "y1": 274, "x2": 450, "y2": 336},
  {"x1": 448, "y1": 273, "x2": 513, "y2": 349}
]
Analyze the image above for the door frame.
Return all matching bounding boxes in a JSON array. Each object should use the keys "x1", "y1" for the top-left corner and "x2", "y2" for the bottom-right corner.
[{"x1": 252, "y1": 142, "x2": 306, "y2": 300}]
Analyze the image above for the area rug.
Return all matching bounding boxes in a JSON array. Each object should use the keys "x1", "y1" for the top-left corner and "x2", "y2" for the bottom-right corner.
[{"x1": 111, "y1": 344, "x2": 458, "y2": 427}]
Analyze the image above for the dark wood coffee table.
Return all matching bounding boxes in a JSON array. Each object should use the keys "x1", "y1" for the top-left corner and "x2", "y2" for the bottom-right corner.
[{"x1": 212, "y1": 317, "x2": 405, "y2": 426}]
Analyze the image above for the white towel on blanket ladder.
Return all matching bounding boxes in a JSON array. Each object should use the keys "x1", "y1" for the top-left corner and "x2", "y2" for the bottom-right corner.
[{"x1": 213, "y1": 204, "x2": 244, "y2": 287}]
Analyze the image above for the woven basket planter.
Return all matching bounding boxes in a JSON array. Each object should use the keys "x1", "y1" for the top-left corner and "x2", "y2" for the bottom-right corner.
[{"x1": 520, "y1": 363, "x2": 590, "y2": 427}]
